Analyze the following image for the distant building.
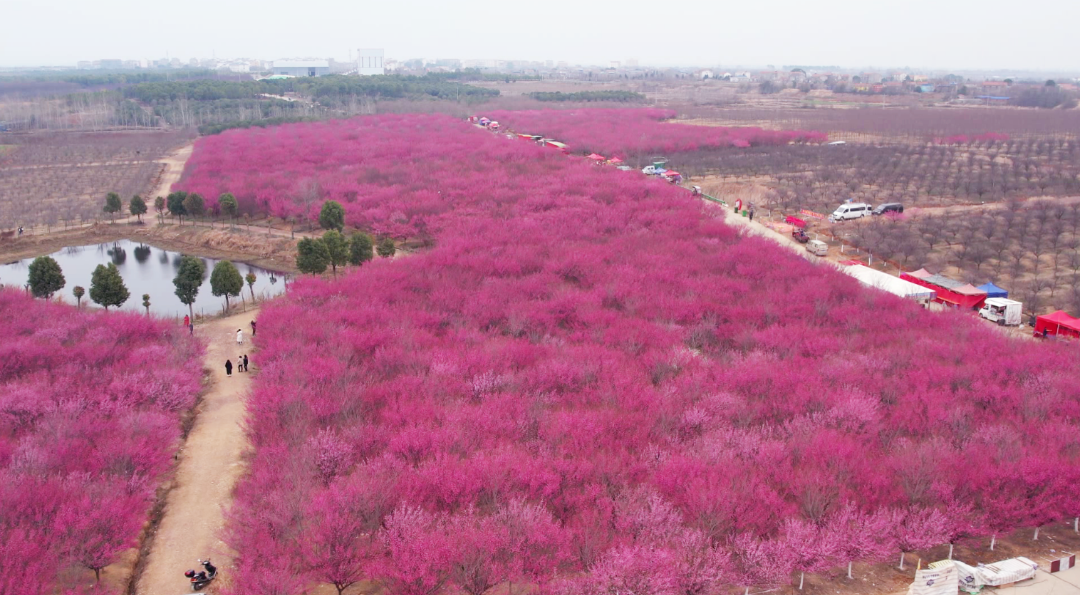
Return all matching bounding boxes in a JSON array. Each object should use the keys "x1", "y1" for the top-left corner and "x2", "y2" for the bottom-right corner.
[
  {"x1": 273, "y1": 60, "x2": 330, "y2": 77},
  {"x1": 357, "y1": 49, "x2": 385, "y2": 75},
  {"x1": 99, "y1": 59, "x2": 123, "y2": 69}
]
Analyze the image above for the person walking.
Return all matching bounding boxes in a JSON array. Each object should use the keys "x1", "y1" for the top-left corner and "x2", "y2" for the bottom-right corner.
[
  {"x1": 250, "y1": 319, "x2": 257, "y2": 336},
  {"x1": 225, "y1": 359, "x2": 233, "y2": 377},
  {"x1": 749, "y1": 205, "x2": 755, "y2": 222},
  {"x1": 236, "y1": 328, "x2": 243, "y2": 346},
  {"x1": 243, "y1": 354, "x2": 249, "y2": 372},
  {"x1": 184, "y1": 314, "x2": 190, "y2": 328}
]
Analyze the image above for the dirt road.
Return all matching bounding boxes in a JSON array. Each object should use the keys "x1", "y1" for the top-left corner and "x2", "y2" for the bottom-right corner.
[
  {"x1": 136, "y1": 310, "x2": 259, "y2": 595},
  {"x1": 150, "y1": 143, "x2": 194, "y2": 200}
]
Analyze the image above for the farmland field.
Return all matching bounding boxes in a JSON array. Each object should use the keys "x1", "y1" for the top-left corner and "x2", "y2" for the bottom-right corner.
[
  {"x1": 0, "y1": 130, "x2": 193, "y2": 230},
  {"x1": 0, "y1": 289, "x2": 202, "y2": 594},
  {"x1": 183, "y1": 113, "x2": 1080, "y2": 595}
]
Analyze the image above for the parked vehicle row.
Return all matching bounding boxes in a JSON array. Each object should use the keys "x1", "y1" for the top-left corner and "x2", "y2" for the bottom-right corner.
[{"x1": 828, "y1": 201, "x2": 904, "y2": 222}]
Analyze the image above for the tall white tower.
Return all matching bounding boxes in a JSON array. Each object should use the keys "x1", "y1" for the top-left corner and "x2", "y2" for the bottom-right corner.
[{"x1": 357, "y1": 49, "x2": 385, "y2": 75}]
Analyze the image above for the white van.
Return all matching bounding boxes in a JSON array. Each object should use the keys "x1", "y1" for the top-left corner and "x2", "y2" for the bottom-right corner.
[
  {"x1": 829, "y1": 203, "x2": 872, "y2": 222},
  {"x1": 806, "y1": 239, "x2": 828, "y2": 256},
  {"x1": 979, "y1": 298, "x2": 1022, "y2": 326}
]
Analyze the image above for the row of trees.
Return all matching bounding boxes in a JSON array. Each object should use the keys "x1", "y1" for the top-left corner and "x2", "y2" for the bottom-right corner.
[
  {"x1": 23, "y1": 251, "x2": 260, "y2": 316},
  {"x1": 295, "y1": 201, "x2": 394, "y2": 275}
]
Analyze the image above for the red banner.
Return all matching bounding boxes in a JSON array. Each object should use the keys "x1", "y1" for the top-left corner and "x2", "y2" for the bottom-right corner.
[{"x1": 800, "y1": 209, "x2": 827, "y2": 220}]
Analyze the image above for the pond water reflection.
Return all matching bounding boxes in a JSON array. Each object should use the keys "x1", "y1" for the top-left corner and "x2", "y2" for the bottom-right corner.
[{"x1": 0, "y1": 240, "x2": 289, "y2": 317}]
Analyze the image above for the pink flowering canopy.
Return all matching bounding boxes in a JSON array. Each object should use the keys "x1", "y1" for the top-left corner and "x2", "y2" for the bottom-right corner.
[
  {"x1": 0, "y1": 290, "x2": 203, "y2": 594},
  {"x1": 194, "y1": 114, "x2": 1080, "y2": 595}
]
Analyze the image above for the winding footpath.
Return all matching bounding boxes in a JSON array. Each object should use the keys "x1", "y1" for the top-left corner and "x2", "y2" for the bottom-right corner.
[{"x1": 136, "y1": 310, "x2": 259, "y2": 595}]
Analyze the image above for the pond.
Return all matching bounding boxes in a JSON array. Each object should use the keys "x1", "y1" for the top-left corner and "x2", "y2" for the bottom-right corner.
[{"x1": 0, "y1": 240, "x2": 289, "y2": 317}]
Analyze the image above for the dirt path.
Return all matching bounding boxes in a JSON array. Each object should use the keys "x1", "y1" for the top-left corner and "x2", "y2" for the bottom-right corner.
[
  {"x1": 149, "y1": 143, "x2": 194, "y2": 200},
  {"x1": 136, "y1": 310, "x2": 259, "y2": 595}
]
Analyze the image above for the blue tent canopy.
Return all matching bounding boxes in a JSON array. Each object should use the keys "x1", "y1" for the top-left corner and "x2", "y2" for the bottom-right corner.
[{"x1": 977, "y1": 282, "x2": 1008, "y2": 298}]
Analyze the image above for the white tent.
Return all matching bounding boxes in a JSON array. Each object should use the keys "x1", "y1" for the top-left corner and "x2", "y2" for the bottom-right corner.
[{"x1": 842, "y1": 265, "x2": 937, "y2": 301}]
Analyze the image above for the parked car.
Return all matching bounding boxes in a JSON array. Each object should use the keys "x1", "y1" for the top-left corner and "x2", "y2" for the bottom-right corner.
[
  {"x1": 641, "y1": 165, "x2": 658, "y2": 175},
  {"x1": 828, "y1": 203, "x2": 872, "y2": 222},
  {"x1": 806, "y1": 239, "x2": 828, "y2": 256},
  {"x1": 873, "y1": 203, "x2": 904, "y2": 216}
]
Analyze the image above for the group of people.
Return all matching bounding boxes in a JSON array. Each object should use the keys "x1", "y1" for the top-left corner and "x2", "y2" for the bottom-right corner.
[
  {"x1": 225, "y1": 353, "x2": 249, "y2": 376},
  {"x1": 225, "y1": 321, "x2": 257, "y2": 376}
]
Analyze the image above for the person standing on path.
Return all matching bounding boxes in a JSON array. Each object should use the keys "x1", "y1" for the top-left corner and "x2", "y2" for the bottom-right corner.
[
  {"x1": 749, "y1": 205, "x2": 755, "y2": 222},
  {"x1": 250, "y1": 319, "x2": 256, "y2": 336},
  {"x1": 225, "y1": 359, "x2": 233, "y2": 377},
  {"x1": 236, "y1": 328, "x2": 243, "y2": 346},
  {"x1": 243, "y1": 354, "x2": 249, "y2": 372}
]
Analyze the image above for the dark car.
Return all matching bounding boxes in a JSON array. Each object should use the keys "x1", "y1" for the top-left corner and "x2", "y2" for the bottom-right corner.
[{"x1": 873, "y1": 203, "x2": 904, "y2": 215}]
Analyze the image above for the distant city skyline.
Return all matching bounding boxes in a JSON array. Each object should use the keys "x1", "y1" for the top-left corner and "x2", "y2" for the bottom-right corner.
[{"x1": 3, "y1": 0, "x2": 1080, "y2": 72}]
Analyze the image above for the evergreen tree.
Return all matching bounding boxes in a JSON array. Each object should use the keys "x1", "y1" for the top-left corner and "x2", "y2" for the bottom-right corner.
[
  {"x1": 27, "y1": 256, "x2": 65, "y2": 298},
  {"x1": 322, "y1": 230, "x2": 349, "y2": 277},
  {"x1": 129, "y1": 195, "x2": 147, "y2": 223},
  {"x1": 72, "y1": 285, "x2": 85, "y2": 308},
  {"x1": 297, "y1": 237, "x2": 330, "y2": 274},
  {"x1": 376, "y1": 237, "x2": 397, "y2": 258},
  {"x1": 210, "y1": 260, "x2": 244, "y2": 310},
  {"x1": 219, "y1": 193, "x2": 238, "y2": 224},
  {"x1": 89, "y1": 263, "x2": 129, "y2": 310},
  {"x1": 349, "y1": 232, "x2": 374, "y2": 265},
  {"x1": 319, "y1": 200, "x2": 346, "y2": 231},
  {"x1": 103, "y1": 192, "x2": 122, "y2": 222},
  {"x1": 173, "y1": 255, "x2": 207, "y2": 321},
  {"x1": 167, "y1": 191, "x2": 188, "y2": 224}
]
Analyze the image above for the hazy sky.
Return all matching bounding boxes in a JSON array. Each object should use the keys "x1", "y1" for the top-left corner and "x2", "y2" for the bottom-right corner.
[{"x1": 4, "y1": 0, "x2": 1079, "y2": 72}]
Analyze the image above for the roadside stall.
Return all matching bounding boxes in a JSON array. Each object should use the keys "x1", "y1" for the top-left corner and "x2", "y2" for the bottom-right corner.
[{"x1": 1034, "y1": 310, "x2": 1080, "y2": 338}]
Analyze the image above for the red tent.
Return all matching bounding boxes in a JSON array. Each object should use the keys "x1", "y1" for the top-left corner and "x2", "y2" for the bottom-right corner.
[
  {"x1": 1035, "y1": 311, "x2": 1080, "y2": 338},
  {"x1": 587, "y1": 153, "x2": 606, "y2": 161},
  {"x1": 662, "y1": 171, "x2": 680, "y2": 177},
  {"x1": 608, "y1": 157, "x2": 624, "y2": 164},
  {"x1": 899, "y1": 272, "x2": 987, "y2": 309}
]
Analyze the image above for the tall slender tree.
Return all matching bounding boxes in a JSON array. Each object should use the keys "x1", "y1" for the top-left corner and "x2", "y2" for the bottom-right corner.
[{"x1": 173, "y1": 255, "x2": 207, "y2": 321}]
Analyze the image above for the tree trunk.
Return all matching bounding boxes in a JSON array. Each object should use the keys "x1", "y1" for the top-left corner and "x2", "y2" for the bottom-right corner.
[
  {"x1": 899, "y1": 551, "x2": 906, "y2": 570},
  {"x1": 848, "y1": 561, "x2": 854, "y2": 579},
  {"x1": 948, "y1": 543, "x2": 954, "y2": 560},
  {"x1": 188, "y1": 303, "x2": 194, "y2": 324},
  {"x1": 1034, "y1": 527, "x2": 1040, "y2": 540},
  {"x1": 799, "y1": 571, "x2": 805, "y2": 590},
  {"x1": 990, "y1": 534, "x2": 996, "y2": 551},
  {"x1": 94, "y1": 567, "x2": 100, "y2": 582},
  {"x1": 1074, "y1": 517, "x2": 1078, "y2": 533}
]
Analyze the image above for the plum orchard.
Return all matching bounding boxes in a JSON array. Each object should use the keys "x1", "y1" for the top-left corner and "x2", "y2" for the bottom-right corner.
[
  {"x1": 717, "y1": 138, "x2": 1080, "y2": 213},
  {"x1": 0, "y1": 290, "x2": 202, "y2": 594},
  {"x1": 0, "y1": 130, "x2": 192, "y2": 230},
  {"x1": 191, "y1": 115, "x2": 1080, "y2": 595},
  {"x1": 844, "y1": 202, "x2": 1080, "y2": 315}
]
